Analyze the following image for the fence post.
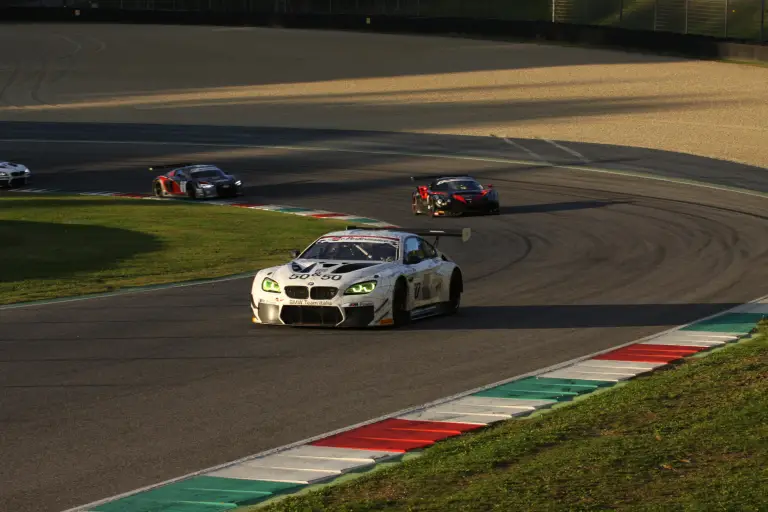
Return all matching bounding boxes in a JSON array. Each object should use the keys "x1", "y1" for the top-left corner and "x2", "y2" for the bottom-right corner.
[
  {"x1": 619, "y1": 0, "x2": 624, "y2": 23},
  {"x1": 684, "y1": 0, "x2": 688, "y2": 33},
  {"x1": 653, "y1": 0, "x2": 657, "y2": 30},
  {"x1": 552, "y1": 0, "x2": 556, "y2": 22},
  {"x1": 761, "y1": 0, "x2": 765, "y2": 42},
  {"x1": 724, "y1": 0, "x2": 728, "y2": 38}
]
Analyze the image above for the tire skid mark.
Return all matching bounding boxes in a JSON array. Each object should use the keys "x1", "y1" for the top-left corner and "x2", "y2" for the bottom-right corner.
[
  {"x1": 472, "y1": 176, "x2": 768, "y2": 301},
  {"x1": 83, "y1": 34, "x2": 107, "y2": 54},
  {"x1": 30, "y1": 34, "x2": 84, "y2": 106},
  {"x1": 0, "y1": 59, "x2": 22, "y2": 108}
]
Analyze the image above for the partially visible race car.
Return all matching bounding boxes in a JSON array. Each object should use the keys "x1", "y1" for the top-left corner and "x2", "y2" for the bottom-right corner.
[
  {"x1": 150, "y1": 163, "x2": 243, "y2": 199},
  {"x1": 411, "y1": 174, "x2": 500, "y2": 216},
  {"x1": 250, "y1": 226, "x2": 471, "y2": 328},
  {"x1": 0, "y1": 160, "x2": 31, "y2": 188}
]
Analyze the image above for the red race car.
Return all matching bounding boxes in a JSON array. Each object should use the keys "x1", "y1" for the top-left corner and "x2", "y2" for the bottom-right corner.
[{"x1": 411, "y1": 174, "x2": 500, "y2": 217}]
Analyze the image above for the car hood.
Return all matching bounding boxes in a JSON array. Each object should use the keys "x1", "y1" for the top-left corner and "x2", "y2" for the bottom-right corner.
[
  {"x1": 262, "y1": 259, "x2": 399, "y2": 287},
  {"x1": 197, "y1": 176, "x2": 233, "y2": 185},
  {"x1": 0, "y1": 161, "x2": 28, "y2": 172},
  {"x1": 448, "y1": 190, "x2": 490, "y2": 200}
]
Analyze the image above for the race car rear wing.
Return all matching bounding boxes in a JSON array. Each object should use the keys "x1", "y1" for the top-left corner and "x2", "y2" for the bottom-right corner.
[
  {"x1": 345, "y1": 226, "x2": 471, "y2": 243},
  {"x1": 148, "y1": 163, "x2": 193, "y2": 172},
  {"x1": 410, "y1": 175, "x2": 472, "y2": 182}
]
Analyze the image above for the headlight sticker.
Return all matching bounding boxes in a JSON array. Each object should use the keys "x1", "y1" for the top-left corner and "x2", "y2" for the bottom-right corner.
[
  {"x1": 344, "y1": 281, "x2": 377, "y2": 295},
  {"x1": 262, "y1": 278, "x2": 281, "y2": 293}
]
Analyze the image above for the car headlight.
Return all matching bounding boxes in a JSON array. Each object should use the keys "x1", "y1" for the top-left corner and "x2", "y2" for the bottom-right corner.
[
  {"x1": 24, "y1": 169, "x2": 30, "y2": 174},
  {"x1": 435, "y1": 196, "x2": 449, "y2": 205},
  {"x1": 0, "y1": 172, "x2": 7, "y2": 177},
  {"x1": 235, "y1": 180, "x2": 242, "y2": 186},
  {"x1": 344, "y1": 281, "x2": 377, "y2": 295},
  {"x1": 262, "y1": 278, "x2": 280, "y2": 293},
  {"x1": 200, "y1": 183, "x2": 214, "y2": 188}
]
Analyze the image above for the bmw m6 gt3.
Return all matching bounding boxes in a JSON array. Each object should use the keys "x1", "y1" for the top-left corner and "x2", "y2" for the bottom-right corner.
[
  {"x1": 0, "y1": 161, "x2": 31, "y2": 188},
  {"x1": 250, "y1": 226, "x2": 471, "y2": 328}
]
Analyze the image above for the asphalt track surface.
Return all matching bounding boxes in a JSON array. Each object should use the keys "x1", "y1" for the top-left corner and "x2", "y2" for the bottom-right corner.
[{"x1": 3, "y1": 28, "x2": 768, "y2": 512}]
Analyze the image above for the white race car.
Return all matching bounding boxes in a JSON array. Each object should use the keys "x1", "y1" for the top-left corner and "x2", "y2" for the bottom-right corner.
[
  {"x1": 0, "y1": 161, "x2": 31, "y2": 188},
  {"x1": 250, "y1": 226, "x2": 470, "y2": 328}
]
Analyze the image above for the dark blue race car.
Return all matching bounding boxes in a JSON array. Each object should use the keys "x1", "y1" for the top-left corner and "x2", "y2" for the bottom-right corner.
[{"x1": 150, "y1": 163, "x2": 243, "y2": 200}]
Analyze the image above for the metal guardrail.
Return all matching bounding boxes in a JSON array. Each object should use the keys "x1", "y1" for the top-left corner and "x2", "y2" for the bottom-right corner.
[{"x1": 7, "y1": 0, "x2": 767, "y2": 42}]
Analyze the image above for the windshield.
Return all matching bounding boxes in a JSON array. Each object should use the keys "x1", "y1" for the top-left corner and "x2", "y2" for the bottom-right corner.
[
  {"x1": 190, "y1": 169, "x2": 226, "y2": 178},
  {"x1": 300, "y1": 236, "x2": 399, "y2": 262},
  {"x1": 433, "y1": 179, "x2": 483, "y2": 192}
]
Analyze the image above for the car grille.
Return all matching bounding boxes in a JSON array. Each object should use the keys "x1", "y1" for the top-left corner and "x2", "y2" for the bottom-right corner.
[
  {"x1": 310, "y1": 287, "x2": 338, "y2": 300},
  {"x1": 284, "y1": 286, "x2": 309, "y2": 299},
  {"x1": 11, "y1": 171, "x2": 24, "y2": 177},
  {"x1": 280, "y1": 306, "x2": 343, "y2": 326},
  {"x1": 216, "y1": 183, "x2": 237, "y2": 196}
]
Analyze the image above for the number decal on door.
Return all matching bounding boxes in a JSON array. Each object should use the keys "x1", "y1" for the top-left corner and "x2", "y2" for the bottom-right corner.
[
  {"x1": 414, "y1": 283, "x2": 421, "y2": 299},
  {"x1": 422, "y1": 273, "x2": 431, "y2": 299}
]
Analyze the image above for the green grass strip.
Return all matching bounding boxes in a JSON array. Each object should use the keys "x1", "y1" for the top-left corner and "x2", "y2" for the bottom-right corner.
[
  {"x1": 252, "y1": 320, "x2": 768, "y2": 511},
  {"x1": 0, "y1": 195, "x2": 349, "y2": 305}
]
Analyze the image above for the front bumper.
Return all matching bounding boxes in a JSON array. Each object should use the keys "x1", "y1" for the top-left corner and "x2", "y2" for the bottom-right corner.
[
  {"x1": 433, "y1": 197, "x2": 498, "y2": 216},
  {"x1": 198, "y1": 183, "x2": 242, "y2": 198},
  {"x1": 251, "y1": 293, "x2": 392, "y2": 328},
  {"x1": 0, "y1": 173, "x2": 30, "y2": 188}
]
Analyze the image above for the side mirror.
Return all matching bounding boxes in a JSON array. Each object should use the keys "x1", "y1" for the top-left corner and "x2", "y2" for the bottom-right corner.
[{"x1": 290, "y1": 250, "x2": 300, "y2": 258}]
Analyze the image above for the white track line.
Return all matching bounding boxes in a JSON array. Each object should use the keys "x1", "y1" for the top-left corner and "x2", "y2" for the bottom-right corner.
[
  {"x1": 61, "y1": 291, "x2": 768, "y2": 512},
  {"x1": 541, "y1": 138, "x2": 591, "y2": 163},
  {"x1": 493, "y1": 134, "x2": 550, "y2": 163}
]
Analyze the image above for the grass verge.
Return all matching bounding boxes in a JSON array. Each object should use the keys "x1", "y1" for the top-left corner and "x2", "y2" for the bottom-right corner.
[
  {"x1": 0, "y1": 195, "x2": 349, "y2": 305},
  {"x1": 256, "y1": 320, "x2": 768, "y2": 511}
]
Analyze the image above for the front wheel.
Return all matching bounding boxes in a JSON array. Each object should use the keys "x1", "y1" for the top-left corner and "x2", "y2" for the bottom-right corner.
[
  {"x1": 429, "y1": 197, "x2": 441, "y2": 218},
  {"x1": 443, "y1": 270, "x2": 462, "y2": 315},
  {"x1": 153, "y1": 181, "x2": 164, "y2": 197},
  {"x1": 187, "y1": 184, "x2": 197, "y2": 199},
  {"x1": 412, "y1": 195, "x2": 423, "y2": 215},
  {"x1": 392, "y1": 279, "x2": 411, "y2": 327}
]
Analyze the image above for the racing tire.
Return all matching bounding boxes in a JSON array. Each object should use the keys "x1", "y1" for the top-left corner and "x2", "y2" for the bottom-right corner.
[
  {"x1": 412, "y1": 195, "x2": 422, "y2": 215},
  {"x1": 443, "y1": 270, "x2": 463, "y2": 315},
  {"x1": 153, "y1": 181, "x2": 164, "y2": 197},
  {"x1": 429, "y1": 197, "x2": 440, "y2": 218},
  {"x1": 186, "y1": 184, "x2": 197, "y2": 200},
  {"x1": 391, "y1": 279, "x2": 411, "y2": 327}
]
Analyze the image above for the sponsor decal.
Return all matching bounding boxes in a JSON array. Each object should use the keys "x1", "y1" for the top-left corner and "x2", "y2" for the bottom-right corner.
[
  {"x1": 290, "y1": 273, "x2": 342, "y2": 281},
  {"x1": 288, "y1": 300, "x2": 334, "y2": 306}
]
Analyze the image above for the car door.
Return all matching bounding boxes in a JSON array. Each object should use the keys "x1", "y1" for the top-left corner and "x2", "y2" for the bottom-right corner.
[
  {"x1": 174, "y1": 170, "x2": 188, "y2": 195},
  {"x1": 403, "y1": 236, "x2": 442, "y2": 308},
  {"x1": 417, "y1": 238, "x2": 445, "y2": 304}
]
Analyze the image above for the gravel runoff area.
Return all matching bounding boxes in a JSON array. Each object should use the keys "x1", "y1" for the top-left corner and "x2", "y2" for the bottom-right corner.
[{"x1": 0, "y1": 25, "x2": 766, "y2": 169}]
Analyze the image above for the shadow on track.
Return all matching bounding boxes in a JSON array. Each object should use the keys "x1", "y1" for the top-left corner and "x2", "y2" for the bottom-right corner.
[{"x1": 404, "y1": 303, "x2": 744, "y2": 331}]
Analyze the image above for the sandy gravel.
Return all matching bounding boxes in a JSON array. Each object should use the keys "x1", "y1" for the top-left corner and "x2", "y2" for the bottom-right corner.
[{"x1": 1, "y1": 25, "x2": 766, "y2": 168}]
